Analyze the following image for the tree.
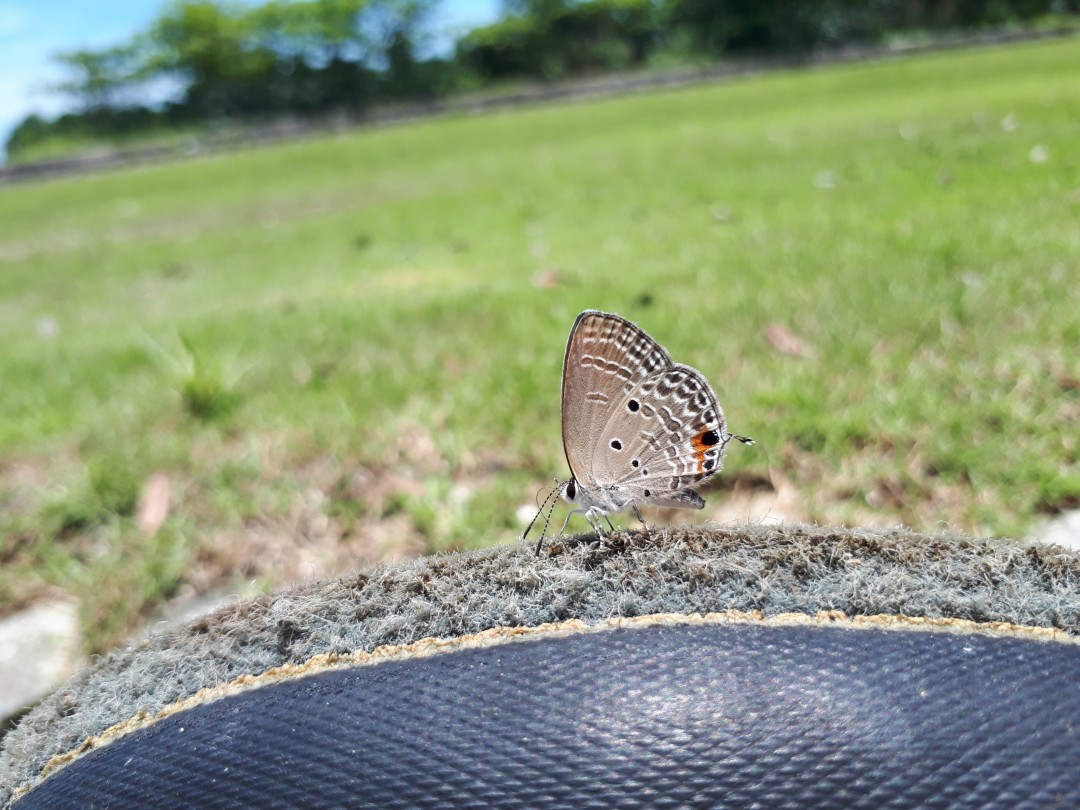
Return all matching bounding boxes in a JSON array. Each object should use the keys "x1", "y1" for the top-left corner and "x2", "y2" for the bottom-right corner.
[
  {"x1": 145, "y1": 0, "x2": 438, "y2": 116},
  {"x1": 8, "y1": 0, "x2": 1079, "y2": 161},
  {"x1": 501, "y1": 0, "x2": 573, "y2": 21},
  {"x1": 146, "y1": 0, "x2": 277, "y2": 117},
  {"x1": 458, "y1": 0, "x2": 661, "y2": 81},
  {"x1": 53, "y1": 44, "x2": 144, "y2": 113}
]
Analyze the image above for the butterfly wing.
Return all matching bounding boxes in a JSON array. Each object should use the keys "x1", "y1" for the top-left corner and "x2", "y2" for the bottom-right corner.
[
  {"x1": 591, "y1": 363, "x2": 730, "y2": 509},
  {"x1": 561, "y1": 311, "x2": 672, "y2": 485}
]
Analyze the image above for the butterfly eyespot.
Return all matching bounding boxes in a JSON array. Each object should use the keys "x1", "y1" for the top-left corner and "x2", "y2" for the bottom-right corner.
[
  {"x1": 631, "y1": 459, "x2": 639, "y2": 468},
  {"x1": 704, "y1": 458, "x2": 715, "y2": 471},
  {"x1": 699, "y1": 429, "x2": 720, "y2": 447},
  {"x1": 627, "y1": 399, "x2": 640, "y2": 412},
  {"x1": 643, "y1": 489, "x2": 651, "y2": 497},
  {"x1": 610, "y1": 439, "x2": 622, "y2": 451},
  {"x1": 641, "y1": 468, "x2": 648, "y2": 476}
]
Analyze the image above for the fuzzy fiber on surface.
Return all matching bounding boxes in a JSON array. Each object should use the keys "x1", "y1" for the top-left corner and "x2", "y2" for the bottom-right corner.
[{"x1": 3, "y1": 523, "x2": 1080, "y2": 805}]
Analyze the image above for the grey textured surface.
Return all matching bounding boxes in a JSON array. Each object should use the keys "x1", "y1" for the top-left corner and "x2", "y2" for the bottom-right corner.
[{"x1": 3, "y1": 522, "x2": 1080, "y2": 806}]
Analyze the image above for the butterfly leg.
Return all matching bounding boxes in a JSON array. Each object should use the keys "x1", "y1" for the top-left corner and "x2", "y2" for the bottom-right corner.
[
  {"x1": 632, "y1": 504, "x2": 651, "y2": 540},
  {"x1": 558, "y1": 508, "x2": 588, "y2": 537},
  {"x1": 559, "y1": 507, "x2": 609, "y2": 545},
  {"x1": 586, "y1": 508, "x2": 608, "y2": 540},
  {"x1": 602, "y1": 514, "x2": 616, "y2": 534}
]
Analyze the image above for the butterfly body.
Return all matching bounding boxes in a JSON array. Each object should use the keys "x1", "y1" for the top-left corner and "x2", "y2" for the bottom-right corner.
[
  {"x1": 555, "y1": 309, "x2": 751, "y2": 538},
  {"x1": 561, "y1": 474, "x2": 639, "y2": 516}
]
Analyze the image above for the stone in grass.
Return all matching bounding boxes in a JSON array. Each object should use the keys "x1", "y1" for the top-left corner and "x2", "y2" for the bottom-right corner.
[
  {"x1": 0, "y1": 601, "x2": 80, "y2": 724},
  {"x1": 1032, "y1": 509, "x2": 1080, "y2": 551}
]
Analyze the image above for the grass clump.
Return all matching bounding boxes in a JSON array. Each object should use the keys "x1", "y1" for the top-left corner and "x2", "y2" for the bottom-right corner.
[{"x1": 74, "y1": 522, "x2": 190, "y2": 653}]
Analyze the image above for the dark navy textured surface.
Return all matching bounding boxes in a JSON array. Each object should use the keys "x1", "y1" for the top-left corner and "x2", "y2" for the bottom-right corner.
[{"x1": 14, "y1": 623, "x2": 1080, "y2": 809}]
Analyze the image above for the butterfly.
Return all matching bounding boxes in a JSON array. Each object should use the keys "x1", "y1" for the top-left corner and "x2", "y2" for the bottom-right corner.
[{"x1": 527, "y1": 310, "x2": 753, "y2": 552}]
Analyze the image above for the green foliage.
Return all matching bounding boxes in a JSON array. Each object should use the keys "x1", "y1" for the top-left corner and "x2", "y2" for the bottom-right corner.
[
  {"x1": 36, "y1": 449, "x2": 145, "y2": 537},
  {"x1": 669, "y1": 0, "x2": 1080, "y2": 54},
  {"x1": 87, "y1": 457, "x2": 142, "y2": 517},
  {"x1": 146, "y1": 0, "x2": 392, "y2": 117},
  {"x1": 4, "y1": 116, "x2": 55, "y2": 163},
  {"x1": 4, "y1": 109, "x2": 180, "y2": 164},
  {"x1": 667, "y1": 0, "x2": 882, "y2": 53},
  {"x1": 76, "y1": 522, "x2": 190, "y2": 653},
  {"x1": 53, "y1": 44, "x2": 147, "y2": 111},
  {"x1": 170, "y1": 335, "x2": 241, "y2": 421},
  {"x1": 150, "y1": 0, "x2": 276, "y2": 116},
  {"x1": 5, "y1": 0, "x2": 443, "y2": 160},
  {"x1": 38, "y1": 490, "x2": 109, "y2": 539},
  {"x1": 8, "y1": 0, "x2": 1080, "y2": 160},
  {"x1": 458, "y1": 0, "x2": 661, "y2": 80}
]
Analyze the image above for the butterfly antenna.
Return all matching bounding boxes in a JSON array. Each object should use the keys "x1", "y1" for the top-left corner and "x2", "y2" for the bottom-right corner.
[
  {"x1": 532, "y1": 478, "x2": 567, "y2": 556},
  {"x1": 522, "y1": 478, "x2": 561, "y2": 543},
  {"x1": 723, "y1": 430, "x2": 755, "y2": 446}
]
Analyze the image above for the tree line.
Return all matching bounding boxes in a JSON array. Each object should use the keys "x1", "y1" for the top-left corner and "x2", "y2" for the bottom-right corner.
[{"x1": 7, "y1": 0, "x2": 1077, "y2": 160}]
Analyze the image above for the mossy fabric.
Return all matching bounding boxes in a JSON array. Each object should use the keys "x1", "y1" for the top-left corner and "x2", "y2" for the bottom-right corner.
[{"x1": 3, "y1": 524, "x2": 1080, "y2": 805}]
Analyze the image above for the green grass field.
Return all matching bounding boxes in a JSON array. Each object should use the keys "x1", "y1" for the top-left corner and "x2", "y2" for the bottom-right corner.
[{"x1": 2, "y1": 37, "x2": 1078, "y2": 653}]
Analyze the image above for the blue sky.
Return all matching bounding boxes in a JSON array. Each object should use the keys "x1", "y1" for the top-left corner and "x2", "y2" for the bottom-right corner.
[{"x1": 0, "y1": 0, "x2": 498, "y2": 159}]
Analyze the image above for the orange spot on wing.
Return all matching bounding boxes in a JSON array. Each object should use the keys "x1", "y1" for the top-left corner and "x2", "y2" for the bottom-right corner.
[
  {"x1": 690, "y1": 429, "x2": 721, "y2": 474},
  {"x1": 691, "y1": 433, "x2": 708, "y2": 473}
]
